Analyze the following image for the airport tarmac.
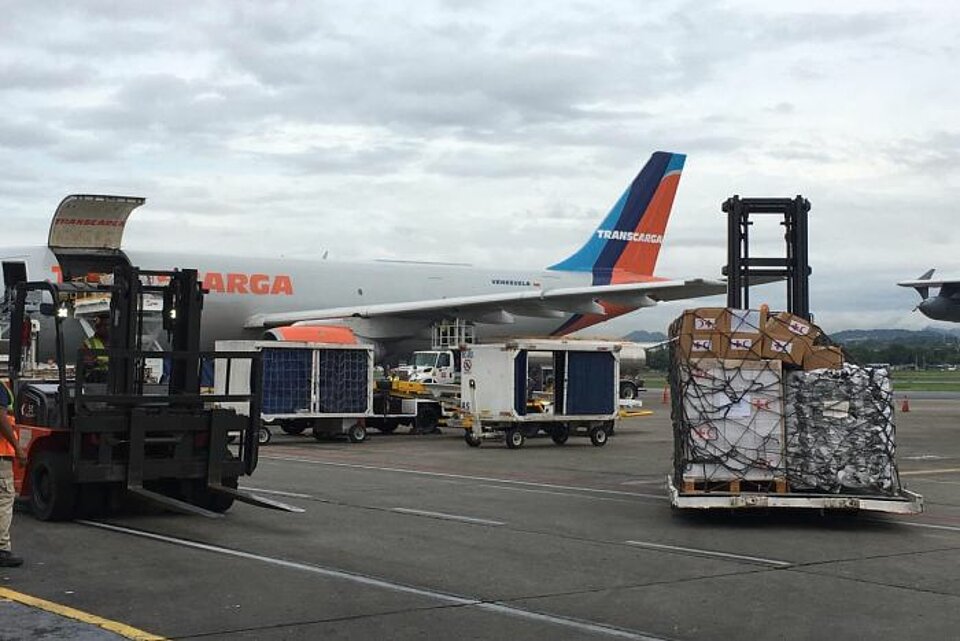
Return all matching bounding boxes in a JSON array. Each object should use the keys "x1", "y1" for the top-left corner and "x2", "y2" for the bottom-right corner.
[{"x1": 3, "y1": 392, "x2": 960, "y2": 641}]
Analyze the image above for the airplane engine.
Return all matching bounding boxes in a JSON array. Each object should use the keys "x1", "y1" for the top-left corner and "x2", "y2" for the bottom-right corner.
[{"x1": 262, "y1": 325, "x2": 359, "y2": 345}]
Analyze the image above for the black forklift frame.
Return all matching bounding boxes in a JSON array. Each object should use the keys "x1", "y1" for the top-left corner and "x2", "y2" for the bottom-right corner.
[
  {"x1": 8, "y1": 265, "x2": 296, "y2": 517},
  {"x1": 722, "y1": 195, "x2": 812, "y2": 320}
]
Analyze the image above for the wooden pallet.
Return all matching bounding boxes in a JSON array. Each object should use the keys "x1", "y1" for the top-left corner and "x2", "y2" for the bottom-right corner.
[{"x1": 681, "y1": 477, "x2": 788, "y2": 495}]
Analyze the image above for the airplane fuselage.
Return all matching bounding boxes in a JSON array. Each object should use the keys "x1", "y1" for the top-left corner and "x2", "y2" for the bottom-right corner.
[{"x1": 2, "y1": 245, "x2": 639, "y2": 358}]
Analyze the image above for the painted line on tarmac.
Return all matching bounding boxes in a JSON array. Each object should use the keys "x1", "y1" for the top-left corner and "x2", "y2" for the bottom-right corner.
[
  {"x1": 0, "y1": 587, "x2": 165, "y2": 641},
  {"x1": 391, "y1": 507, "x2": 505, "y2": 526},
  {"x1": 900, "y1": 468, "x2": 960, "y2": 476},
  {"x1": 240, "y1": 486, "x2": 315, "y2": 499},
  {"x1": 890, "y1": 521, "x2": 960, "y2": 534},
  {"x1": 625, "y1": 541, "x2": 792, "y2": 568},
  {"x1": 77, "y1": 520, "x2": 669, "y2": 641},
  {"x1": 262, "y1": 455, "x2": 666, "y2": 501}
]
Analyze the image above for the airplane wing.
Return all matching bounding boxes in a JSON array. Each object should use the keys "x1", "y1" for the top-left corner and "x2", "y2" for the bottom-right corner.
[
  {"x1": 897, "y1": 278, "x2": 960, "y2": 289},
  {"x1": 244, "y1": 278, "x2": 728, "y2": 329}
]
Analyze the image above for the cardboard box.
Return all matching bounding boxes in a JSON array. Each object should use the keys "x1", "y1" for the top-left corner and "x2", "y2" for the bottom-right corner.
[
  {"x1": 722, "y1": 333, "x2": 765, "y2": 360},
  {"x1": 767, "y1": 311, "x2": 821, "y2": 341},
  {"x1": 676, "y1": 333, "x2": 724, "y2": 360},
  {"x1": 803, "y1": 345, "x2": 844, "y2": 371},
  {"x1": 761, "y1": 334, "x2": 810, "y2": 367},
  {"x1": 677, "y1": 308, "x2": 729, "y2": 335},
  {"x1": 727, "y1": 308, "x2": 768, "y2": 334}
]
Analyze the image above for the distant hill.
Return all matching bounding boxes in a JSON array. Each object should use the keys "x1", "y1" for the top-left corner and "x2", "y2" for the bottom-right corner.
[
  {"x1": 622, "y1": 329, "x2": 668, "y2": 343},
  {"x1": 832, "y1": 328, "x2": 960, "y2": 345}
]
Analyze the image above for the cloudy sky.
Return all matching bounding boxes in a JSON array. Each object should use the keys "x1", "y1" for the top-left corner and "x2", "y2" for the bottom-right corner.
[{"x1": 2, "y1": 0, "x2": 958, "y2": 336}]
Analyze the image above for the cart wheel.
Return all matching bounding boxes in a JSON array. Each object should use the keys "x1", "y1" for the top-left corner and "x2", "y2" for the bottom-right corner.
[
  {"x1": 551, "y1": 425, "x2": 570, "y2": 445},
  {"x1": 280, "y1": 423, "x2": 306, "y2": 435},
  {"x1": 619, "y1": 381, "x2": 638, "y2": 400},
  {"x1": 347, "y1": 423, "x2": 367, "y2": 443},
  {"x1": 258, "y1": 426, "x2": 272, "y2": 446},
  {"x1": 464, "y1": 432, "x2": 482, "y2": 447},
  {"x1": 505, "y1": 429, "x2": 525, "y2": 449},
  {"x1": 415, "y1": 405, "x2": 441, "y2": 433},
  {"x1": 29, "y1": 451, "x2": 78, "y2": 521},
  {"x1": 589, "y1": 425, "x2": 608, "y2": 447}
]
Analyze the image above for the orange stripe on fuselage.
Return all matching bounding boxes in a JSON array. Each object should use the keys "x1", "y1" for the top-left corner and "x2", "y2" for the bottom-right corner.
[
  {"x1": 555, "y1": 301, "x2": 639, "y2": 335},
  {"x1": 611, "y1": 173, "x2": 681, "y2": 280}
]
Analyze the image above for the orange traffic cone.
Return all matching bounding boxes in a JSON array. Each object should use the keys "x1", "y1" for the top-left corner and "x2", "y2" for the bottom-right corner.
[
  {"x1": 661, "y1": 386, "x2": 670, "y2": 404},
  {"x1": 901, "y1": 397, "x2": 910, "y2": 413}
]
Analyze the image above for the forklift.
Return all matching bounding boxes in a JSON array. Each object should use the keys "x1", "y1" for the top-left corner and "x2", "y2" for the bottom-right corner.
[{"x1": 6, "y1": 264, "x2": 300, "y2": 520}]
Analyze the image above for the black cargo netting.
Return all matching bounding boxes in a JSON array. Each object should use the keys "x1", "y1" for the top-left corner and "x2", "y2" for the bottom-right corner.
[{"x1": 669, "y1": 314, "x2": 901, "y2": 496}]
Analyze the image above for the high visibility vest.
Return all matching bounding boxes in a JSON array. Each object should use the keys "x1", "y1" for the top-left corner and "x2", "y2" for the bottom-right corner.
[
  {"x1": 84, "y1": 336, "x2": 110, "y2": 370},
  {"x1": 0, "y1": 378, "x2": 17, "y2": 458}
]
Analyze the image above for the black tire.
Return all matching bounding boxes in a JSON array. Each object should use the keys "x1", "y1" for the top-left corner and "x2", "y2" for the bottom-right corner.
[
  {"x1": 347, "y1": 423, "x2": 367, "y2": 443},
  {"x1": 551, "y1": 425, "x2": 570, "y2": 445},
  {"x1": 619, "y1": 381, "x2": 638, "y2": 400},
  {"x1": 190, "y1": 475, "x2": 238, "y2": 513},
  {"x1": 464, "y1": 432, "x2": 482, "y2": 447},
  {"x1": 376, "y1": 420, "x2": 399, "y2": 434},
  {"x1": 589, "y1": 425, "x2": 609, "y2": 447},
  {"x1": 415, "y1": 405, "x2": 440, "y2": 432},
  {"x1": 258, "y1": 426, "x2": 272, "y2": 446},
  {"x1": 279, "y1": 423, "x2": 306, "y2": 435},
  {"x1": 505, "y1": 428, "x2": 525, "y2": 449},
  {"x1": 29, "y1": 450, "x2": 77, "y2": 521}
]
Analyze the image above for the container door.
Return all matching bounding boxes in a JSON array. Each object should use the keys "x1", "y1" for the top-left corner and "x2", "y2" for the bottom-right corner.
[
  {"x1": 563, "y1": 352, "x2": 615, "y2": 415},
  {"x1": 513, "y1": 350, "x2": 528, "y2": 416}
]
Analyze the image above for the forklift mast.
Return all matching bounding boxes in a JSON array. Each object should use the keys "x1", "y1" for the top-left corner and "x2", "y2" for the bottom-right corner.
[{"x1": 722, "y1": 195, "x2": 812, "y2": 320}]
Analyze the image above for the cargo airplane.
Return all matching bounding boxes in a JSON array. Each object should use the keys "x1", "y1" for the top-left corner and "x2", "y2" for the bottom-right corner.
[
  {"x1": 899, "y1": 269, "x2": 960, "y2": 323},
  {"x1": 1, "y1": 152, "x2": 726, "y2": 360}
]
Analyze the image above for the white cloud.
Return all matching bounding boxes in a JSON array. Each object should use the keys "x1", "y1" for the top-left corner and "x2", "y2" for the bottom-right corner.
[{"x1": 1, "y1": 0, "x2": 958, "y2": 335}]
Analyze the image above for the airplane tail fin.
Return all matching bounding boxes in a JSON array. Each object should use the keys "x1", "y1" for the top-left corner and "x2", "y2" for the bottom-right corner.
[
  {"x1": 547, "y1": 151, "x2": 685, "y2": 284},
  {"x1": 914, "y1": 268, "x2": 936, "y2": 300}
]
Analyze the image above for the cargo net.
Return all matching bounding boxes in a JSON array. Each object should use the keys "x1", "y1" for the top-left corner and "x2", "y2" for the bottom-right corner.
[
  {"x1": 262, "y1": 348, "x2": 312, "y2": 415},
  {"x1": 669, "y1": 311, "x2": 901, "y2": 496},
  {"x1": 318, "y1": 350, "x2": 369, "y2": 414}
]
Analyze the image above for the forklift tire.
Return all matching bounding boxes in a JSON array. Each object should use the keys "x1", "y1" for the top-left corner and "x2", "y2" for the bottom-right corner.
[
  {"x1": 29, "y1": 451, "x2": 78, "y2": 521},
  {"x1": 280, "y1": 423, "x2": 306, "y2": 436},
  {"x1": 464, "y1": 432, "x2": 482, "y2": 447},
  {"x1": 505, "y1": 429, "x2": 525, "y2": 449},
  {"x1": 190, "y1": 476, "x2": 238, "y2": 513},
  {"x1": 347, "y1": 423, "x2": 367, "y2": 443},
  {"x1": 589, "y1": 425, "x2": 609, "y2": 447},
  {"x1": 551, "y1": 425, "x2": 570, "y2": 445},
  {"x1": 619, "y1": 381, "x2": 639, "y2": 400}
]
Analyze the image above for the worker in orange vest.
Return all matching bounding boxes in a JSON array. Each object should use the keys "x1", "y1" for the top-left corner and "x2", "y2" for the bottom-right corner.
[{"x1": 0, "y1": 377, "x2": 26, "y2": 567}]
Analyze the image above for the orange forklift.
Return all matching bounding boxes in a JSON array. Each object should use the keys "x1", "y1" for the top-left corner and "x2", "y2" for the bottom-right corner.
[{"x1": 6, "y1": 263, "x2": 299, "y2": 520}]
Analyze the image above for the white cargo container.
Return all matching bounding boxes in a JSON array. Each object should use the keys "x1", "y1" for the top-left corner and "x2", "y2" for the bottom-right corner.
[
  {"x1": 461, "y1": 339, "x2": 620, "y2": 449},
  {"x1": 215, "y1": 340, "x2": 374, "y2": 444}
]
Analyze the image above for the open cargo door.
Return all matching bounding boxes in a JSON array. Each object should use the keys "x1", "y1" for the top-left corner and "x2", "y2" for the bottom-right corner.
[{"x1": 47, "y1": 194, "x2": 144, "y2": 279}]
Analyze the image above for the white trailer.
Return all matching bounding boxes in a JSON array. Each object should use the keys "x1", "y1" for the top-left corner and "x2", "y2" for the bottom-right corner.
[
  {"x1": 461, "y1": 339, "x2": 621, "y2": 449},
  {"x1": 215, "y1": 340, "x2": 374, "y2": 444}
]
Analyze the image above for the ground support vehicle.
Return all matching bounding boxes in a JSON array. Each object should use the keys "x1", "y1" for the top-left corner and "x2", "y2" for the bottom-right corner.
[
  {"x1": 460, "y1": 339, "x2": 620, "y2": 449},
  {"x1": 367, "y1": 380, "x2": 446, "y2": 435},
  {"x1": 7, "y1": 265, "x2": 299, "y2": 520},
  {"x1": 215, "y1": 340, "x2": 374, "y2": 444}
]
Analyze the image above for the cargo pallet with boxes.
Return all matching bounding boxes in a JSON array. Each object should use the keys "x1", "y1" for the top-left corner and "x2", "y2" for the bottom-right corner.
[{"x1": 667, "y1": 307, "x2": 923, "y2": 513}]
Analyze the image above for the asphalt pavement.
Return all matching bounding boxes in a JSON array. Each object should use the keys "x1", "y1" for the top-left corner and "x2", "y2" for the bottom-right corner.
[{"x1": 3, "y1": 392, "x2": 960, "y2": 641}]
